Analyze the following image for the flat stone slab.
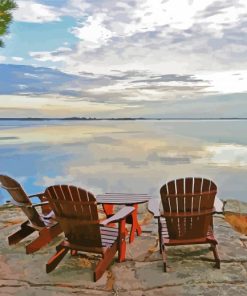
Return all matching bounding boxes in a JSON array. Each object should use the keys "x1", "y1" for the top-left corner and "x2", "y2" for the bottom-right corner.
[
  {"x1": 224, "y1": 199, "x2": 247, "y2": 214},
  {"x1": 1, "y1": 204, "x2": 247, "y2": 295}
]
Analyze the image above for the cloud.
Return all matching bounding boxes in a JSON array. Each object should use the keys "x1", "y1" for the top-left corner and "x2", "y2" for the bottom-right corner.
[
  {"x1": 70, "y1": 13, "x2": 114, "y2": 48},
  {"x1": 24, "y1": 0, "x2": 247, "y2": 80},
  {"x1": 37, "y1": 0, "x2": 244, "y2": 77},
  {"x1": 2, "y1": 0, "x2": 247, "y2": 117},
  {"x1": 0, "y1": 64, "x2": 88, "y2": 96},
  {"x1": 14, "y1": 0, "x2": 61, "y2": 23},
  {"x1": 0, "y1": 56, "x2": 6, "y2": 62},
  {"x1": 196, "y1": 71, "x2": 247, "y2": 94},
  {"x1": 29, "y1": 47, "x2": 73, "y2": 62},
  {"x1": 203, "y1": 144, "x2": 247, "y2": 167},
  {"x1": 2, "y1": 64, "x2": 247, "y2": 109},
  {"x1": 12, "y1": 57, "x2": 24, "y2": 62}
]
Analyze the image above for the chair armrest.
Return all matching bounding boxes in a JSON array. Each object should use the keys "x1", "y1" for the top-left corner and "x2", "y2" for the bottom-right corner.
[
  {"x1": 28, "y1": 192, "x2": 45, "y2": 198},
  {"x1": 42, "y1": 210, "x2": 55, "y2": 219},
  {"x1": 148, "y1": 198, "x2": 160, "y2": 218},
  {"x1": 100, "y1": 206, "x2": 134, "y2": 226},
  {"x1": 214, "y1": 197, "x2": 224, "y2": 214},
  {"x1": 10, "y1": 197, "x2": 49, "y2": 208},
  {"x1": 10, "y1": 199, "x2": 30, "y2": 207},
  {"x1": 29, "y1": 201, "x2": 49, "y2": 208}
]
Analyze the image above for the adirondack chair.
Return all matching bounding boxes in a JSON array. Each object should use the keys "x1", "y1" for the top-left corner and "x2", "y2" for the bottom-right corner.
[
  {"x1": 44, "y1": 185, "x2": 134, "y2": 281},
  {"x1": 149, "y1": 177, "x2": 220, "y2": 271},
  {"x1": 0, "y1": 175, "x2": 62, "y2": 254}
]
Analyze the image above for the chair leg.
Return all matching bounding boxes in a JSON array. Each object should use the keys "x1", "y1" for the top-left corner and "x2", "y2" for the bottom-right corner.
[
  {"x1": 71, "y1": 250, "x2": 78, "y2": 256},
  {"x1": 8, "y1": 221, "x2": 35, "y2": 245},
  {"x1": 94, "y1": 242, "x2": 117, "y2": 282},
  {"x1": 118, "y1": 219, "x2": 126, "y2": 262},
  {"x1": 46, "y1": 244, "x2": 69, "y2": 273},
  {"x1": 158, "y1": 219, "x2": 162, "y2": 254},
  {"x1": 26, "y1": 223, "x2": 62, "y2": 254},
  {"x1": 161, "y1": 244, "x2": 167, "y2": 272},
  {"x1": 211, "y1": 243, "x2": 220, "y2": 269},
  {"x1": 129, "y1": 204, "x2": 141, "y2": 243}
]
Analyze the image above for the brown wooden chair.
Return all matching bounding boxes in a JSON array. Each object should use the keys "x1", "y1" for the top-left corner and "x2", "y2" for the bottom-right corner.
[
  {"x1": 149, "y1": 177, "x2": 220, "y2": 271},
  {"x1": 0, "y1": 175, "x2": 62, "y2": 254},
  {"x1": 44, "y1": 185, "x2": 134, "y2": 281}
]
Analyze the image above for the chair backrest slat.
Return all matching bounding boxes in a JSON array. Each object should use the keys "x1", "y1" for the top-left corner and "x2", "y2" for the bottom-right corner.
[
  {"x1": 45, "y1": 185, "x2": 102, "y2": 248},
  {"x1": 160, "y1": 177, "x2": 217, "y2": 240},
  {"x1": 0, "y1": 175, "x2": 45, "y2": 227}
]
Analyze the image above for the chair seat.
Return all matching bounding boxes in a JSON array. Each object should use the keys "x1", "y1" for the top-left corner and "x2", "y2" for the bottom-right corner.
[
  {"x1": 160, "y1": 218, "x2": 217, "y2": 246},
  {"x1": 100, "y1": 226, "x2": 119, "y2": 247}
]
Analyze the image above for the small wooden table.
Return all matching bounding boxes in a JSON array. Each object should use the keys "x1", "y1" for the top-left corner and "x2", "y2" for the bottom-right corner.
[{"x1": 96, "y1": 193, "x2": 152, "y2": 243}]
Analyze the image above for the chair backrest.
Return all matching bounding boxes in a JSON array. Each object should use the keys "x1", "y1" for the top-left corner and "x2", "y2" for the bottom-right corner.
[
  {"x1": 0, "y1": 175, "x2": 45, "y2": 227},
  {"x1": 44, "y1": 185, "x2": 103, "y2": 248},
  {"x1": 160, "y1": 177, "x2": 217, "y2": 240}
]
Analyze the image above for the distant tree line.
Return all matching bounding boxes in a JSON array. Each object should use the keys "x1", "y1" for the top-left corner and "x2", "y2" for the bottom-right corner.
[{"x1": 0, "y1": 0, "x2": 17, "y2": 47}]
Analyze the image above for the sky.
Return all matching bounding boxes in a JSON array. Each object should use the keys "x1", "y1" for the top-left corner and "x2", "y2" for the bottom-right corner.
[{"x1": 0, "y1": 0, "x2": 247, "y2": 118}]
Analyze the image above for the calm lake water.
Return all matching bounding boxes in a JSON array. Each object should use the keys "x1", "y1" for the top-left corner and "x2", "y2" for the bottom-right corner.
[{"x1": 0, "y1": 119, "x2": 247, "y2": 204}]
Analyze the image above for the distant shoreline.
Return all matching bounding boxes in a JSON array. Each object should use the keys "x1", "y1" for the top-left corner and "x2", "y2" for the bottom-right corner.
[{"x1": 0, "y1": 117, "x2": 247, "y2": 121}]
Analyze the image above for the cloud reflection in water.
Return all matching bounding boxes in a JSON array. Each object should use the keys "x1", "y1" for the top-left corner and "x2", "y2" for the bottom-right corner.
[{"x1": 0, "y1": 120, "x2": 247, "y2": 203}]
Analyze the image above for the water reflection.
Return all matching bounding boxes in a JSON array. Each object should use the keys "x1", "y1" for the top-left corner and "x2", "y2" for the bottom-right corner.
[{"x1": 0, "y1": 120, "x2": 247, "y2": 203}]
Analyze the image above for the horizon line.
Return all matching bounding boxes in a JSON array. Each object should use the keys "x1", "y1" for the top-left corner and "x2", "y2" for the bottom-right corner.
[{"x1": 0, "y1": 117, "x2": 247, "y2": 121}]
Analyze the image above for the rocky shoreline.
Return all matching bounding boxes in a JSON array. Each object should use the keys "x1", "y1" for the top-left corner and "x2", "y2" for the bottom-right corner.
[{"x1": 0, "y1": 201, "x2": 247, "y2": 295}]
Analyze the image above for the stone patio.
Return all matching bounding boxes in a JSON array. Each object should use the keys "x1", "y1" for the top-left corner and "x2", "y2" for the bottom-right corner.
[{"x1": 0, "y1": 203, "x2": 247, "y2": 295}]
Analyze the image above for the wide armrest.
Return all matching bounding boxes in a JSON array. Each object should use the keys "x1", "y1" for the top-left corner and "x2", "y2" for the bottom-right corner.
[
  {"x1": 42, "y1": 210, "x2": 55, "y2": 219},
  {"x1": 100, "y1": 206, "x2": 134, "y2": 226},
  {"x1": 148, "y1": 198, "x2": 160, "y2": 218}
]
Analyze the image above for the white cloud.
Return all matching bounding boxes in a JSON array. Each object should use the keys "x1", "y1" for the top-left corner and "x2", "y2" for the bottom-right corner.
[
  {"x1": 14, "y1": 0, "x2": 61, "y2": 23},
  {"x1": 197, "y1": 71, "x2": 247, "y2": 94},
  {"x1": 18, "y1": 84, "x2": 28, "y2": 90},
  {"x1": 204, "y1": 144, "x2": 247, "y2": 167},
  {"x1": 71, "y1": 13, "x2": 114, "y2": 48},
  {"x1": 12, "y1": 56, "x2": 24, "y2": 62},
  {"x1": 4, "y1": 0, "x2": 247, "y2": 117},
  {"x1": 43, "y1": 0, "x2": 245, "y2": 78},
  {"x1": 24, "y1": 73, "x2": 39, "y2": 78},
  {"x1": 29, "y1": 47, "x2": 72, "y2": 62},
  {"x1": 0, "y1": 56, "x2": 6, "y2": 62}
]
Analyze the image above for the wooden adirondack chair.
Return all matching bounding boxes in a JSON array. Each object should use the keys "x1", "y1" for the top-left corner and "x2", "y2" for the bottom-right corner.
[
  {"x1": 152, "y1": 177, "x2": 220, "y2": 271},
  {"x1": 44, "y1": 185, "x2": 134, "y2": 281},
  {"x1": 0, "y1": 175, "x2": 62, "y2": 254}
]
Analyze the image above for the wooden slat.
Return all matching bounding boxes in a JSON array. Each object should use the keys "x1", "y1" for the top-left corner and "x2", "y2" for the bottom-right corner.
[
  {"x1": 51, "y1": 199, "x2": 97, "y2": 206},
  {"x1": 193, "y1": 178, "x2": 202, "y2": 211},
  {"x1": 161, "y1": 209, "x2": 214, "y2": 217},
  {"x1": 164, "y1": 190, "x2": 217, "y2": 198},
  {"x1": 176, "y1": 179, "x2": 185, "y2": 212},
  {"x1": 71, "y1": 186, "x2": 83, "y2": 217},
  {"x1": 167, "y1": 181, "x2": 177, "y2": 213},
  {"x1": 47, "y1": 187, "x2": 63, "y2": 216},
  {"x1": 201, "y1": 180, "x2": 215, "y2": 210}
]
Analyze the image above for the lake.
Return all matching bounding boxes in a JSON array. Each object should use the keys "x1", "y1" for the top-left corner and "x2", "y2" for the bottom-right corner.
[{"x1": 0, "y1": 119, "x2": 247, "y2": 204}]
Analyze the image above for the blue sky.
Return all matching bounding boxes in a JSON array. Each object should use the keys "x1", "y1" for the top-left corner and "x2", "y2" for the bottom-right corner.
[{"x1": 0, "y1": 0, "x2": 247, "y2": 118}]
